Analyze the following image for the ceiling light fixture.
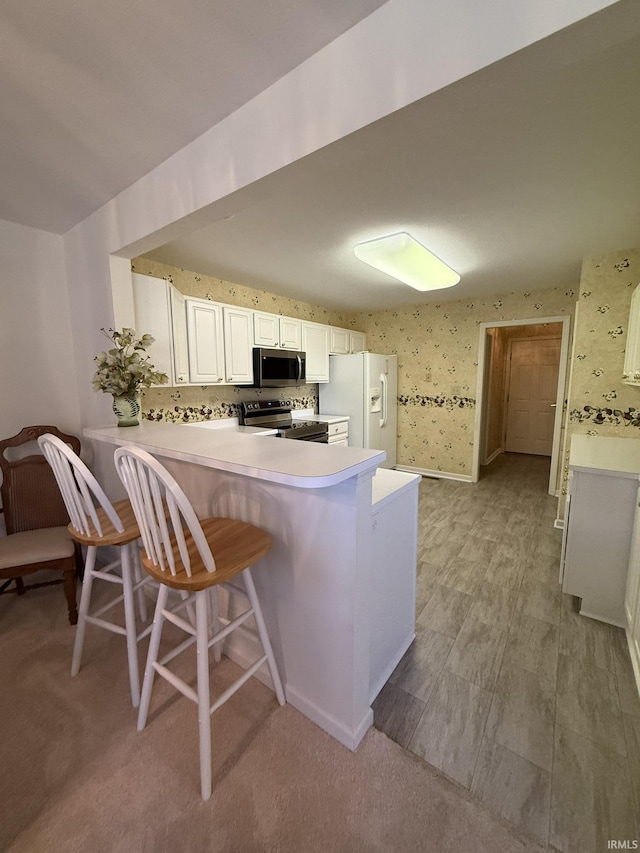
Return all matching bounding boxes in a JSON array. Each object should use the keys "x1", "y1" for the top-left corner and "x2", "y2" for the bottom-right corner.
[{"x1": 353, "y1": 232, "x2": 460, "y2": 292}]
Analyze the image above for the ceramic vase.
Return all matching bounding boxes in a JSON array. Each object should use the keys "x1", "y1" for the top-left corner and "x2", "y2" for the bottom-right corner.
[{"x1": 112, "y1": 393, "x2": 141, "y2": 427}]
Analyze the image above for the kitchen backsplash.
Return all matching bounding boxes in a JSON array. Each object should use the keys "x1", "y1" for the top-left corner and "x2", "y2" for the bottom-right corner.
[{"x1": 132, "y1": 257, "x2": 360, "y2": 420}]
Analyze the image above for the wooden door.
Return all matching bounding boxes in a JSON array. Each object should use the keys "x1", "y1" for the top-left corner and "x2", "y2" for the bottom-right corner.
[{"x1": 504, "y1": 337, "x2": 561, "y2": 455}]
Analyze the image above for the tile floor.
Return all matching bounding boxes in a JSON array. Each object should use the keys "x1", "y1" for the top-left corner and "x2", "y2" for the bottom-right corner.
[{"x1": 373, "y1": 452, "x2": 640, "y2": 852}]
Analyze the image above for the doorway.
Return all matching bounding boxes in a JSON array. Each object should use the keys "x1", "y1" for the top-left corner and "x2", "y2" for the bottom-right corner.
[
  {"x1": 504, "y1": 336, "x2": 561, "y2": 455},
  {"x1": 472, "y1": 316, "x2": 571, "y2": 495}
]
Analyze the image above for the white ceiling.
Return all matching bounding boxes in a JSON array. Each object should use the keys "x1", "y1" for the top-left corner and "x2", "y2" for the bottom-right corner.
[
  {"x1": 2, "y1": 0, "x2": 640, "y2": 311},
  {"x1": 0, "y1": 0, "x2": 389, "y2": 233}
]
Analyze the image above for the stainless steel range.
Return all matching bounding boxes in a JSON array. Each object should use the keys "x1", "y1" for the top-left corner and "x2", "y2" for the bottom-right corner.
[{"x1": 240, "y1": 400, "x2": 328, "y2": 442}]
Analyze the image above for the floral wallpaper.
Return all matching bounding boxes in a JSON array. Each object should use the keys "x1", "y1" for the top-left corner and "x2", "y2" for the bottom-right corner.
[
  {"x1": 562, "y1": 249, "x2": 640, "y2": 497},
  {"x1": 357, "y1": 288, "x2": 577, "y2": 475},
  {"x1": 132, "y1": 257, "x2": 361, "y2": 421}
]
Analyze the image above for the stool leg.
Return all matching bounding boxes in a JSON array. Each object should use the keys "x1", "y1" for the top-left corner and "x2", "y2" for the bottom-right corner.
[
  {"x1": 121, "y1": 543, "x2": 141, "y2": 708},
  {"x1": 196, "y1": 590, "x2": 212, "y2": 801},
  {"x1": 209, "y1": 587, "x2": 222, "y2": 663},
  {"x1": 137, "y1": 583, "x2": 169, "y2": 731},
  {"x1": 71, "y1": 545, "x2": 97, "y2": 677},
  {"x1": 242, "y1": 568, "x2": 285, "y2": 705},
  {"x1": 132, "y1": 544, "x2": 148, "y2": 623}
]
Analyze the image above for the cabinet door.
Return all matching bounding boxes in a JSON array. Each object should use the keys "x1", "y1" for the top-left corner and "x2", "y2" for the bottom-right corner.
[
  {"x1": 186, "y1": 299, "x2": 225, "y2": 384},
  {"x1": 350, "y1": 330, "x2": 367, "y2": 353},
  {"x1": 623, "y1": 284, "x2": 640, "y2": 384},
  {"x1": 169, "y1": 287, "x2": 190, "y2": 384},
  {"x1": 302, "y1": 322, "x2": 330, "y2": 383},
  {"x1": 330, "y1": 327, "x2": 350, "y2": 355},
  {"x1": 253, "y1": 312, "x2": 279, "y2": 348},
  {"x1": 132, "y1": 273, "x2": 175, "y2": 385},
  {"x1": 223, "y1": 306, "x2": 254, "y2": 384},
  {"x1": 280, "y1": 317, "x2": 302, "y2": 350}
]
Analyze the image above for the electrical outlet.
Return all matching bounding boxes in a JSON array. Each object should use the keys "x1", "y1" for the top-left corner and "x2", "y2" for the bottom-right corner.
[
  {"x1": 425, "y1": 370, "x2": 432, "y2": 382},
  {"x1": 452, "y1": 385, "x2": 461, "y2": 395}
]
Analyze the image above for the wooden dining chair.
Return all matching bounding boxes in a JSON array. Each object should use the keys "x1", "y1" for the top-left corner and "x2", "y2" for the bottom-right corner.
[
  {"x1": 0, "y1": 425, "x2": 82, "y2": 624},
  {"x1": 114, "y1": 445, "x2": 285, "y2": 801},
  {"x1": 38, "y1": 433, "x2": 153, "y2": 707}
]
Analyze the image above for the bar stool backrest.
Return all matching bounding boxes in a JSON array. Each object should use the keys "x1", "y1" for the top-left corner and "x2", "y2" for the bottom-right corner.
[
  {"x1": 38, "y1": 433, "x2": 124, "y2": 540},
  {"x1": 114, "y1": 446, "x2": 216, "y2": 578}
]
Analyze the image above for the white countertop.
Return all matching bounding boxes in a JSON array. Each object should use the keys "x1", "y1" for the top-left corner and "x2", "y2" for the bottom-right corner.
[
  {"x1": 84, "y1": 421, "x2": 384, "y2": 489},
  {"x1": 293, "y1": 411, "x2": 349, "y2": 425},
  {"x1": 372, "y1": 468, "x2": 421, "y2": 508},
  {"x1": 569, "y1": 434, "x2": 640, "y2": 477}
]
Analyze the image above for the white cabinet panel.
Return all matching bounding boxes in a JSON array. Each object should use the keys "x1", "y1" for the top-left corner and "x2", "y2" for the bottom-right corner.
[
  {"x1": 133, "y1": 272, "x2": 186, "y2": 386},
  {"x1": 254, "y1": 312, "x2": 302, "y2": 350},
  {"x1": 169, "y1": 287, "x2": 189, "y2": 384},
  {"x1": 302, "y1": 322, "x2": 330, "y2": 383},
  {"x1": 223, "y1": 306, "x2": 253, "y2": 384},
  {"x1": 562, "y1": 467, "x2": 637, "y2": 626},
  {"x1": 186, "y1": 299, "x2": 225, "y2": 384},
  {"x1": 623, "y1": 284, "x2": 640, "y2": 385},
  {"x1": 253, "y1": 312, "x2": 279, "y2": 348},
  {"x1": 350, "y1": 330, "x2": 367, "y2": 353},
  {"x1": 330, "y1": 327, "x2": 350, "y2": 355},
  {"x1": 280, "y1": 316, "x2": 302, "y2": 350}
]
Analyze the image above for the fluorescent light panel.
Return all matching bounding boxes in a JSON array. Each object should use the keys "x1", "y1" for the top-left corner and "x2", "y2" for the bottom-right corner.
[{"x1": 354, "y1": 232, "x2": 460, "y2": 291}]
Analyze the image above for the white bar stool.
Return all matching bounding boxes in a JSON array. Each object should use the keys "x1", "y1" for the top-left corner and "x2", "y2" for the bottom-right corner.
[
  {"x1": 114, "y1": 445, "x2": 285, "y2": 801},
  {"x1": 38, "y1": 433, "x2": 152, "y2": 707}
]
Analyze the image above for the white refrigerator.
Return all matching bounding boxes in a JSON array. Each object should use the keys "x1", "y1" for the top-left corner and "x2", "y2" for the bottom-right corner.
[{"x1": 319, "y1": 353, "x2": 398, "y2": 468}]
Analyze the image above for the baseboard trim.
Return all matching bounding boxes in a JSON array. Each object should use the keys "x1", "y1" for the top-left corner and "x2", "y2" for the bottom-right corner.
[
  {"x1": 553, "y1": 518, "x2": 565, "y2": 530},
  {"x1": 369, "y1": 632, "x2": 414, "y2": 705},
  {"x1": 482, "y1": 448, "x2": 503, "y2": 466},
  {"x1": 395, "y1": 465, "x2": 473, "y2": 483}
]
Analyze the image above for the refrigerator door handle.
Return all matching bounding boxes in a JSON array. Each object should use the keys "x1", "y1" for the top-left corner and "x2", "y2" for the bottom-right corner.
[{"x1": 380, "y1": 373, "x2": 388, "y2": 428}]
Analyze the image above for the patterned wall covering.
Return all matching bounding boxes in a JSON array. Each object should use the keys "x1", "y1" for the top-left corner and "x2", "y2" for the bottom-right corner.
[
  {"x1": 132, "y1": 257, "x2": 361, "y2": 422},
  {"x1": 562, "y1": 249, "x2": 640, "y2": 496},
  {"x1": 356, "y1": 288, "x2": 577, "y2": 475}
]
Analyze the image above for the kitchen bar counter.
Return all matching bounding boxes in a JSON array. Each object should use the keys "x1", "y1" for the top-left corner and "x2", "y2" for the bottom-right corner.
[
  {"x1": 84, "y1": 421, "x2": 384, "y2": 488},
  {"x1": 84, "y1": 421, "x2": 416, "y2": 751}
]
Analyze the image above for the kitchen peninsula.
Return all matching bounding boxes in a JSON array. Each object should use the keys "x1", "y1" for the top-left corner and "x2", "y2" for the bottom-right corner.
[{"x1": 84, "y1": 421, "x2": 420, "y2": 749}]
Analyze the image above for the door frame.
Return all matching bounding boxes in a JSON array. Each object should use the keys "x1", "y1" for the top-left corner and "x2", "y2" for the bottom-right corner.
[
  {"x1": 471, "y1": 315, "x2": 571, "y2": 495},
  {"x1": 502, "y1": 334, "x2": 562, "y2": 454}
]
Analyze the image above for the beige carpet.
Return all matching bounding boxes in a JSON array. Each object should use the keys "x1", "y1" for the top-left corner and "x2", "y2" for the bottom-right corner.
[{"x1": 1, "y1": 582, "x2": 545, "y2": 853}]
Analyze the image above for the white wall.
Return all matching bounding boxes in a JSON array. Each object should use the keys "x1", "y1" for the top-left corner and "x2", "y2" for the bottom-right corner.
[
  {"x1": 0, "y1": 218, "x2": 81, "y2": 439},
  {"x1": 61, "y1": 0, "x2": 615, "y2": 489}
]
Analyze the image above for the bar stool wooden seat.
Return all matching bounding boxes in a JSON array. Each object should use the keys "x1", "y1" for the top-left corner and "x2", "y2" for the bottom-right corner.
[
  {"x1": 114, "y1": 445, "x2": 285, "y2": 801},
  {"x1": 38, "y1": 433, "x2": 152, "y2": 707}
]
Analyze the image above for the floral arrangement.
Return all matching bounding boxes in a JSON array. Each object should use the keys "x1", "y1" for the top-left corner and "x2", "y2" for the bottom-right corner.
[{"x1": 91, "y1": 327, "x2": 168, "y2": 396}]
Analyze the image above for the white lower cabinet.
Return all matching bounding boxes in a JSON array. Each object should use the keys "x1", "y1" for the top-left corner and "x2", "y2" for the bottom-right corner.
[
  {"x1": 222, "y1": 306, "x2": 253, "y2": 384},
  {"x1": 302, "y1": 321, "x2": 330, "y2": 383},
  {"x1": 327, "y1": 419, "x2": 349, "y2": 446},
  {"x1": 186, "y1": 298, "x2": 225, "y2": 384}
]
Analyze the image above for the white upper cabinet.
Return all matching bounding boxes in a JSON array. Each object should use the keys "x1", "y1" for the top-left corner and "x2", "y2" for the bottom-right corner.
[
  {"x1": 169, "y1": 287, "x2": 189, "y2": 383},
  {"x1": 623, "y1": 284, "x2": 640, "y2": 385},
  {"x1": 186, "y1": 298, "x2": 225, "y2": 384},
  {"x1": 280, "y1": 316, "x2": 302, "y2": 350},
  {"x1": 330, "y1": 327, "x2": 350, "y2": 355},
  {"x1": 254, "y1": 312, "x2": 302, "y2": 350},
  {"x1": 350, "y1": 330, "x2": 367, "y2": 353},
  {"x1": 223, "y1": 306, "x2": 253, "y2": 384},
  {"x1": 253, "y1": 312, "x2": 279, "y2": 347},
  {"x1": 133, "y1": 273, "x2": 189, "y2": 386},
  {"x1": 302, "y1": 321, "x2": 330, "y2": 383}
]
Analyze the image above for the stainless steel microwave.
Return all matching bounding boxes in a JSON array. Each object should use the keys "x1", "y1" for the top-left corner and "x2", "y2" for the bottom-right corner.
[{"x1": 252, "y1": 347, "x2": 306, "y2": 387}]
